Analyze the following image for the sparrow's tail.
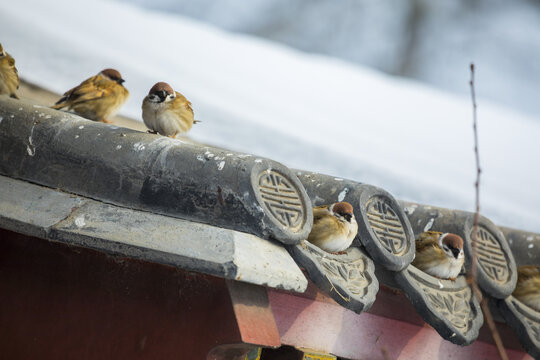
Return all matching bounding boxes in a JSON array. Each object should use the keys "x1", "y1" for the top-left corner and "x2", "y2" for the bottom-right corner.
[
  {"x1": 51, "y1": 97, "x2": 69, "y2": 109},
  {"x1": 194, "y1": 119, "x2": 202, "y2": 124}
]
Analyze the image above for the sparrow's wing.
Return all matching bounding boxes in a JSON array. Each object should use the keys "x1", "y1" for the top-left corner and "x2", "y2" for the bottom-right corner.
[
  {"x1": 54, "y1": 75, "x2": 115, "y2": 107},
  {"x1": 308, "y1": 214, "x2": 342, "y2": 244},
  {"x1": 518, "y1": 265, "x2": 540, "y2": 280},
  {"x1": 415, "y1": 231, "x2": 441, "y2": 250},
  {"x1": 174, "y1": 91, "x2": 194, "y2": 114},
  {"x1": 172, "y1": 91, "x2": 195, "y2": 129}
]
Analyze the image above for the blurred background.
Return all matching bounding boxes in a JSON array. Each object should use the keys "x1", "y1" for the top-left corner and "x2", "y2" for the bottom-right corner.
[
  {"x1": 119, "y1": 0, "x2": 540, "y2": 118},
  {"x1": 1, "y1": 0, "x2": 539, "y2": 232}
]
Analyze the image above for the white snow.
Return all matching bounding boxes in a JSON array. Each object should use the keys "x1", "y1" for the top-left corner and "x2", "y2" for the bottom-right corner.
[{"x1": 1, "y1": 0, "x2": 539, "y2": 232}]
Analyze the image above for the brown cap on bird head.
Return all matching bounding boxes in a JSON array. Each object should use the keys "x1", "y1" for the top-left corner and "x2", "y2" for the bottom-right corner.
[
  {"x1": 149, "y1": 82, "x2": 174, "y2": 95},
  {"x1": 332, "y1": 202, "x2": 354, "y2": 215},
  {"x1": 100, "y1": 68, "x2": 125, "y2": 84},
  {"x1": 441, "y1": 233, "x2": 464, "y2": 250}
]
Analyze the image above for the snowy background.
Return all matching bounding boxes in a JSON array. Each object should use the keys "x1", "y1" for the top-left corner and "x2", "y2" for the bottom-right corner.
[{"x1": 1, "y1": 0, "x2": 539, "y2": 232}]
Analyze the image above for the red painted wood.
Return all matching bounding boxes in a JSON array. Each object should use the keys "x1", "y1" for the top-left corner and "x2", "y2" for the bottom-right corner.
[
  {"x1": 227, "y1": 280, "x2": 281, "y2": 347},
  {"x1": 268, "y1": 288, "x2": 533, "y2": 360},
  {"x1": 0, "y1": 229, "x2": 243, "y2": 359}
]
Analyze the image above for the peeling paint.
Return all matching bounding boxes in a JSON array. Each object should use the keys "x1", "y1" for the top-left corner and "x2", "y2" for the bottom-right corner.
[
  {"x1": 26, "y1": 144, "x2": 35, "y2": 156},
  {"x1": 75, "y1": 135, "x2": 79, "y2": 139},
  {"x1": 334, "y1": 178, "x2": 343, "y2": 181},
  {"x1": 438, "y1": 280, "x2": 444, "y2": 289},
  {"x1": 405, "y1": 204, "x2": 418, "y2": 215},
  {"x1": 74, "y1": 215, "x2": 86, "y2": 228},
  {"x1": 78, "y1": 125, "x2": 84, "y2": 129},
  {"x1": 27, "y1": 124, "x2": 36, "y2": 156},
  {"x1": 116, "y1": 145, "x2": 122, "y2": 150},
  {"x1": 217, "y1": 161, "x2": 225, "y2": 171},
  {"x1": 133, "y1": 142, "x2": 146, "y2": 151},
  {"x1": 338, "y1": 187, "x2": 349, "y2": 202},
  {"x1": 424, "y1": 218, "x2": 435, "y2": 232},
  {"x1": 196, "y1": 154, "x2": 205, "y2": 162},
  {"x1": 254, "y1": 159, "x2": 263, "y2": 163}
]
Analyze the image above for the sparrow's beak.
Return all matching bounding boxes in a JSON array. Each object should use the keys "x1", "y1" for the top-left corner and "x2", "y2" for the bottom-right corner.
[
  {"x1": 343, "y1": 213, "x2": 352, "y2": 222},
  {"x1": 158, "y1": 91, "x2": 168, "y2": 101},
  {"x1": 451, "y1": 247, "x2": 461, "y2": 259},
  {"x1": 118, "y1": 79, "x2": 126, "y2": 85}
]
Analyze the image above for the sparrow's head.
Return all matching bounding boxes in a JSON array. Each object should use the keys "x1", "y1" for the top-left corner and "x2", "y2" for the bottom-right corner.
[
  {"x1": 439, "y1": 233, "x2": 464, "y2": 260},
  {"x1": 100, "y1": 68, "x2": 125, "y2": 85},
  {"x1": 148, "y1": 82, "x2": 176, "y2": 103},
  {"x1": 331, "y1": 202, "x2": 355, "y2": 223}
]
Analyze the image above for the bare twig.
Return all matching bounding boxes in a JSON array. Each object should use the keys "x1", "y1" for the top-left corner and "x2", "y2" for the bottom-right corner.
[
  {"x1": 325, "y1": 274, "x2": 350, "y2": 302},
  {"x1": 467, "y1": 63, "x2": 509, "y2": 360}
]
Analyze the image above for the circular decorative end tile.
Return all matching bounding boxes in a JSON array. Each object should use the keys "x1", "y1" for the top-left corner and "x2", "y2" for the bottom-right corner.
[
  {"x1": 357, "y1": 186, "x2": 415, "y2": 271},
  {"x1": 463, "y1": 216, "x2": 517, "y2": 299},
  {"x1": 257, "y1": 169, "x2": 306, "y2": 231},
  {"x1": 365, "y1": 196, "x2": 409, "y2": 256},
  {"x1": 251, "y1": 164, "x2": 312, "y2": 244},
  {"x1": 471, "y1": 225, "x2": 511, "y2": 284}
]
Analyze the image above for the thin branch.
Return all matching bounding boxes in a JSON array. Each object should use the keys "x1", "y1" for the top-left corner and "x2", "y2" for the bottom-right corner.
[
  {"x1": 467, "y1": 63, "x2": 508, "y2": 360},
  {"x1": 325, "y1": 274, "x2": 350, "y2": 302}
]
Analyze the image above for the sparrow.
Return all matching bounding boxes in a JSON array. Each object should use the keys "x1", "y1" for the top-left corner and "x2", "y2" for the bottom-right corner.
[
  {"x1": 412, "y1": 231, "x2": 464, "y2": 280},
  {"x1": 0, "y1": 43, "x2": 19, "y2": 99},
  {"x1": 513, "y1": 265, "x2": 540, "y2": 312},
  {"x1": 52, "y1": 68, "x2": 129, "y2": 123},
  {"x1": 307, "y1": 202, "x2": 358, "y2": 254},
  {"x1": 142, "y1": 82, "x2": 197, "y2": 138}
]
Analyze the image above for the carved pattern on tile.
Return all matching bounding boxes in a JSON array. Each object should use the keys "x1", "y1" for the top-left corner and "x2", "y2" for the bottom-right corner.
[
  {"x1": 257, "y1": 170, "x2": 305, "y2": 230},
  {"x1": 473, "y1": 226, "x2": 509, "y2": 284},
  {"x1": 366, "y1": 196, "x2": 408, "y2": 255}
]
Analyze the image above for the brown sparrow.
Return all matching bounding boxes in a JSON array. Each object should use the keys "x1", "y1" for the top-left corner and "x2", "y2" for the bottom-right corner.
[
  {"x1": 307, "y1": 202, "x2": 358, "y2": 254},
  {"x1": 513, "y1": 265, "x2": 540, "y2": 312},
  {"x1": 52, "y1": 68, "x2": 129, "y2": 123},
  {"x1": 0, "y1": 43, "x2": 19, "y2": 99},
  {"x1": 412, "y1": 231, "x2": 464, "y2": 280},
  {"x1": 142, "y1": 82, "x2": 197, "y2": 138}
]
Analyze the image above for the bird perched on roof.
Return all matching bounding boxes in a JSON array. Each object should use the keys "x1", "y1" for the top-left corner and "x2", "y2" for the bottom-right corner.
[
  {"x1": 0, "y1": 43, "x2": 19, "y2": 99},
  {"x1": 142, "y1": 82, "x2": 197, "y2": 138},
  {"x1": 412, "y1": 231, "x2": 464, "y2": 280},
  {"x1": 307, "y1": 202, "x2": 358, "y2": 254},
  {"x1": 52, "y1": 68, "x2": 129, "y2": 123},
  {"x1": 513, "y1": 265, "x2": 540, "y2": 312}
]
